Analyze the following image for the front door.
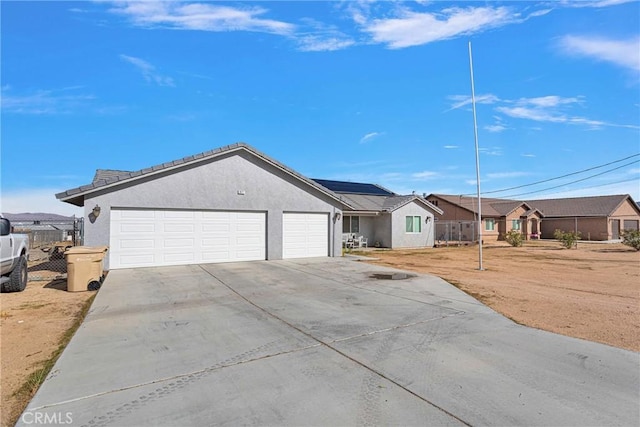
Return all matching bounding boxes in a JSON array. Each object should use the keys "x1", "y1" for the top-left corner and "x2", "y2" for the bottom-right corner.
[{"x1": 611, "y1": 219, "x2": 620, "y2": 239}]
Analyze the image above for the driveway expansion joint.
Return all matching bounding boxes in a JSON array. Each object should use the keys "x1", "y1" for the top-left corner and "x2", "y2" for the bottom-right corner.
[{"x1": 201, "y1": 265, "x2": 473, "y2": 427}]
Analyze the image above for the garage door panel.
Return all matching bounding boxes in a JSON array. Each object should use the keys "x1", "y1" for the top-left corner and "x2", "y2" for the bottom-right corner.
[
  {"x1": 163, "y1": 211, "x2": 195, "y2": 219},
  {"x1": 110, "y1": 209, "x2": 266, "y2": 269},
  {"x1": 163, "y1": 238, "x2": 194, "y2": 248},
  {"x1": 164, "y1": 223, "x2": 195, "y2": 233},
  {"x1": 118, "y1": 210, "x2": 156, "y2": 219},
  {"x1": 117, "y1": 254, "x2": 155, "y2": 267},
  {"x1": 163, "y1": 252, "x2": 195, "y2": 263},
  {"x1": 120, "y1": 223, "x2": 156, "y2": 233},
  {"x1": 283, "y1": 213, "x2": 328, "y2": 259},
  {"x1": 119, "y1": 239, "x2": 154, "y2": 249}
]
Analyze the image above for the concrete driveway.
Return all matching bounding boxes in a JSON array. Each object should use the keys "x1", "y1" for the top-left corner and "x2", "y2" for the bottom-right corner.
[{"x1": 20, "y1": 258, "x2": 639, "y2": 426}]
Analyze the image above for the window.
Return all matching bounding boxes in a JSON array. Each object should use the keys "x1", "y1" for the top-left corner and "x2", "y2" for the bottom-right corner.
[
  {"x1": 512, "y1": 220, "x2": 521, "y2": 230},
  {"x1": 485, "y1": 218, "x2": 495, "y2": 231},
  {"x1": 342, "y1": 216, "x2": 360, "y2": 233},
  {"x1": 406, "y1": 216, "x2": 422, "y2": 233}
]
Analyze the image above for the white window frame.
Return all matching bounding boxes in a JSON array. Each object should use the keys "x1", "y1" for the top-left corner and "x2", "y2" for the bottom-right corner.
[
  {"x1": 485, "y1": 218, "x2": 495, "y2": 231},
  {"x1": 512, "y1": 220, "x2": 521, "y2": 231},
  {"x1": 343, "y1": 216, "x2": 360, "y2": 233},
  {"x1": 406, "y1": 216, "x2": 422, "y2": 234}
]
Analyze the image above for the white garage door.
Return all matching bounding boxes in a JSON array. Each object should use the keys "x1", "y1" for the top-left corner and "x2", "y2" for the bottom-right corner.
[
  {"x1": 110, "y1": 209, "x2": 266, "y2": 269},
  {"x1": 282, "y1": 213, "x2": 329, "y2": 259}
]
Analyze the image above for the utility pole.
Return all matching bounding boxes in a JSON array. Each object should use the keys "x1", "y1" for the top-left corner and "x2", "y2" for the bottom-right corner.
[{"x1": 469, "y1": 41, "x2": 484, "y2": 271}]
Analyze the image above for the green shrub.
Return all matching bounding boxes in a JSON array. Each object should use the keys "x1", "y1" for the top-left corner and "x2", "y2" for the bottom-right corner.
[
  {"x1": 621, "y1": 229, "x2": 640, "y2": 251},
  {"x1": 504, "y1": 230, "x2": 524, "y2": 247},
  {"x1": 554, "y1": 229, "x2": 581, "y2": 249}
]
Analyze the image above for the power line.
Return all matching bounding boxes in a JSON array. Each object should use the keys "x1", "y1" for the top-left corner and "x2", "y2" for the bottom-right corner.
[
  {"x1": 526, "y1": 177, "x2": 640, "y2": 199},
  {"x1": 500, "y1": 160, "x2": 640, "y2": 199},
  {"x1": 463, "y1": 153, "x2": 640, "y2": 197}
]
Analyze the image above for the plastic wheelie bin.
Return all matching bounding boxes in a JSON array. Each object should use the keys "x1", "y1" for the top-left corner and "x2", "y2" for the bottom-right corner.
[{"x1": 65, "y1": 246, "x2": 109, "y2": 292}]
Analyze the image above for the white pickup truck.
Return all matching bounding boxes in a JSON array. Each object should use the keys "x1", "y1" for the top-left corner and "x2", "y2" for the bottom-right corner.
[{"x1": 0, "y1": 216, "x2": 29, "y2": 292}]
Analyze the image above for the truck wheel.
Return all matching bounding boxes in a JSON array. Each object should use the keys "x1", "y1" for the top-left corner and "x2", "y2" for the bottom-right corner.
[{"x1": 3, "y1": 256, "x2": 27, "y2": 293}]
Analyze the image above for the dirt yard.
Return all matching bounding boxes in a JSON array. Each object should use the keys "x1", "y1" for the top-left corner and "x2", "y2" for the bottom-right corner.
[
  {"x1": 1, "y1": 240, "x2": 638, "y2": 426},
  {"x1": 358, "y1": 240, "x2": 640, "y2": 352},
  {"x1": 1, "y1": 276, "x2": 95, "y2": 427}
]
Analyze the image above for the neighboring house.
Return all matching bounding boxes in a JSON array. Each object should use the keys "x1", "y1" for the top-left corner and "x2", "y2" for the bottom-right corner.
[
  {"x1": 426, "y1": 193, "x2": 640, "y2": 241},
  {"x1": 56, "y1": 143, "x2": 442, "y2": 270},
  {"x1": 313, "y1": 179, "x2": 443, "y2": 249},
  {"x1": 524, "y1": 195, "x2": 640, "y2": 240},
  {"x1": 1, "y1": 213, "x2": 81, "y2": 247},
  {"x1": 425, "y1": 194, "x2": 542, "y2": 241}
]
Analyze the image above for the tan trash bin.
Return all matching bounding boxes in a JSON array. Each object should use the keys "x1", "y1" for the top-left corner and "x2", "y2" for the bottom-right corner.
[{"x1": 65, "y1": 246, "x2": 109, "y2": 292}]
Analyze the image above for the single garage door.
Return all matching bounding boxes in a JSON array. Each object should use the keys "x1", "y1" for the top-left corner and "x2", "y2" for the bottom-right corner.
[
  {"x1": 282, "y1": 213, "x2": 329, "y2": 259},
  {"x1": 110, "y1": 209, "x2": 266, "y2": 269}
]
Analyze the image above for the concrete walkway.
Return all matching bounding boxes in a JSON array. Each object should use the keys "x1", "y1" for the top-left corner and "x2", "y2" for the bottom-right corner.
[{"x1": 19, "y1": 258, "x2": 639, "y2": 426}]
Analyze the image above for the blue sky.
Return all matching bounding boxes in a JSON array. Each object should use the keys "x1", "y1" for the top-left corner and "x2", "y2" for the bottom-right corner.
[{"x1": 2, "y1": 0, "x2": 639, "y2": 216}]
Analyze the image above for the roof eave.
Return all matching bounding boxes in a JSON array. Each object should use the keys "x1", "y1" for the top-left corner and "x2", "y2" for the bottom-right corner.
[{"x1": 57, "y1": 143, "x2": 353, "y2": 209}]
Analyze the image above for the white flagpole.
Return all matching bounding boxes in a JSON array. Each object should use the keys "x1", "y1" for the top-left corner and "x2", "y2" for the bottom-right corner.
[{"x1": 469, "y1": 41, "x2": 484, "y2": 271}]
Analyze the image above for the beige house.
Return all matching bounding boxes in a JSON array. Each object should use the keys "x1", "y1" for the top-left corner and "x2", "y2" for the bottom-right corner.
[
  {"x1": 426, "y1": 193, "x2": 640, "y2": 242},
  {"x1": 426, "y1": 194, "x2": 542, "y2": 241},
  {"x1": 525, "y1": 194, "x2": 640, "y2": 240}
]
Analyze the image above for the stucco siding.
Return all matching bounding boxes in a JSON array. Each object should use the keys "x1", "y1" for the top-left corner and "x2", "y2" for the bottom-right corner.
[
  {"x1": 83, "y1": 151, "x2": 343, "y2": 268},
  {"x1": 540, "y1": 217, "x2": 609, "y2": 240},
  {"x1": 390, "y1": 202, "x2": 436, "y2": 248},
  {"x1": 428, "y1": 198, "x2": 475, "y2": 222}
]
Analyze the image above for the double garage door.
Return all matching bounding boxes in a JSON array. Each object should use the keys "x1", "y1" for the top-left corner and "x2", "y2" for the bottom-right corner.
[{"x1": 109, "y1": 209, "x2": 328, "y2": 269}]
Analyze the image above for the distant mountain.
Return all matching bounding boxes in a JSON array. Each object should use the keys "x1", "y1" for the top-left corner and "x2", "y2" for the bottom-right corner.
[{"x1": 1, "y1": 212, "x2": 76, "y2": 222}]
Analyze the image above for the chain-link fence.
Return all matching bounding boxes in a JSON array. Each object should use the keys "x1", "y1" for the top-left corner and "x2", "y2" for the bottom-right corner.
[
  {"x1": 16, "y1": 218, "x2": 84, "y2": 282},
  {"x1": 435, "y1": 221, "x2": 477, "y2": 245}
]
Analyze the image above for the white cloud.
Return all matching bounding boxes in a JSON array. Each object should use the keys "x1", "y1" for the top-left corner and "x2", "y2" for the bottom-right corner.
[
  {"x1": 496, "y1": 96, "x2": 640, "y2": 129},
  {"x1": 120, "y1": 55, "x2": 175, "y2": 87},
  {"x1": 522, "y1": 153, "x2": 537, "y2": 158},
  {"x1": 479, "y1": 147, "x2": 503, "y2": 156},
  {"x1": 484, "y1": 124, "x2": 507, "y2": 133},
  {"x1": 1, "y1": 86, "x2": 95, "y2": 115},
  {"x1": 362, "y1": 6, "x2": 523, "y2": 49},
  {"x1": 522, "y1": 95, "x2": 584, "y2": 108},
  {"x1": 486, "y1": 171, "x2": 530, "y2": 179},
  {"x1": 412, "y1": 171, "x2": 438, "y2": 179},
  {"x1": 106, "y1": 2, "x2": 360, "y2": 52},
  {"x1": 563, "y1": 0, "x2": 637, "y2": 8},
  {"x1": 559, "y1": 35, "x2": 640, "y2": 72},
  {"x1": 109, "y1": 1, "x2": 295, "y2": 35},
  {"x1": 443, "y1": 145, "x2": 459, "y2": 149},
  {"x1": 359, "y1": 132, "x2": 382, "y2": 144},
  {"x1": 447, "y1": 93, "x2": 500, "y2": 111},
  {"x1": 297, "y1": 36, "x2": 355, "y2": 52},
  {"x1": 1, "y1": 189, "x2": 83, "y2": 217},
  {"x1": 296, "y1": 18, "x2": 356, "y2": 52}
]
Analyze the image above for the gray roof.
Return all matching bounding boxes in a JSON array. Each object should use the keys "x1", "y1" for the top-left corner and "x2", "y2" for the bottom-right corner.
[
  {"x1": 57, "y1": 143, "x2": 351, "y2": 208},
  {"x1": 93, "y1": 169, "x2": 132, "y2": 183},
  {"x1": 429, "y1": 194, "x2": 530, "y2": 217},
  {"x1": 525, "y1": 194, "x2": 638, "y2": 217},
  {"x1": 340, "y1": 193, "x2": 443, "y2": 215}
]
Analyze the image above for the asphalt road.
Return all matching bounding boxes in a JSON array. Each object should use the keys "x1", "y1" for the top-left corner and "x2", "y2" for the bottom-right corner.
[{"x1": 19, "y1": 258, "x2": 639, "y2": 426}]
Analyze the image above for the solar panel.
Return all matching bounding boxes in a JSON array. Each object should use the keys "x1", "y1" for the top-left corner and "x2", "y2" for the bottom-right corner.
[{"x1": 312, "y1": 179, "x2": 394, "y2": 196}]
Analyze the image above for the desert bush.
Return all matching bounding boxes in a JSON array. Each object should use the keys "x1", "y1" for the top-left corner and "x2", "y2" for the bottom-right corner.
[
  {"x1": 504, "y1": 230, "x2": 524, "y2": 247},
  {"x1": 554, "y1": 229, "x2": 581, "y2": 249},
  {"x1": 621, "y1": 229, "x2": 640, "y2": 251}
]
